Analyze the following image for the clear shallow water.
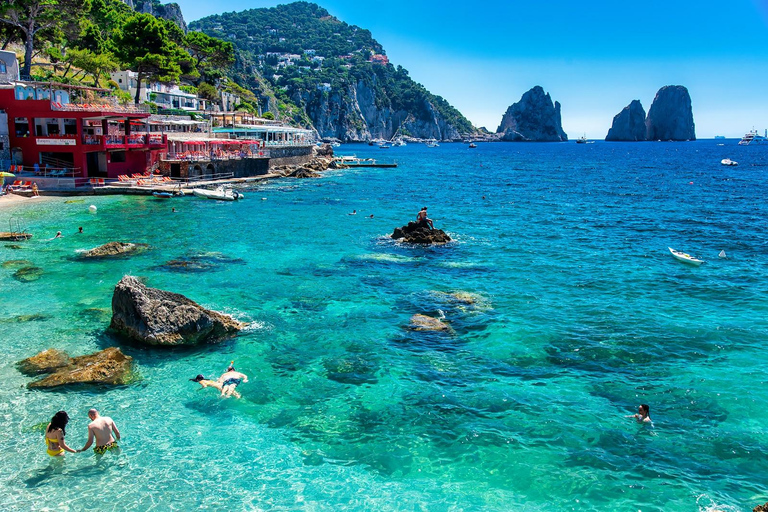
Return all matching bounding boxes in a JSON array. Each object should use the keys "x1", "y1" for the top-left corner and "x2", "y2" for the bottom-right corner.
[{"x1": 1, "y1": 140, "x2": 767, "y2": 511}]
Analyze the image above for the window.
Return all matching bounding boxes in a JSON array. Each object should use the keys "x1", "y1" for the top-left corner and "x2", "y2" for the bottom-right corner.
[
  {"x1": 111, "y1": 151, "x2": 126, "y2": 163},
  {"x1": 0, "y1": 61, "x2": 7, "y2": 73}
]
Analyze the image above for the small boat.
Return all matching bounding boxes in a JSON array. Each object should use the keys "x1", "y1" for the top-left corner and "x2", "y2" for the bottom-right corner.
[
  {"x1": 425, "y1": 139, "x2": 439, "y2": 148},
  {"x1": 721, "y1": 158, "x2": 738, "y2": 166},
  {"x1": 468, "y1": 143, "x2": 477, "y2": 148},
  {"x1": 152, "y1": 191, "x2": 173, "y2": 199},
  {"x1": 192, "y1": 187, "x2": 244, "y2": 201},
  {"x1": 669, "y1": 247, "x2": 704, "y2": 266},
  {"x1": 379, "y1": 141, "x2": 393, "y2": 149},
  {"x1": 718, "y1": 250, "x2": 727, "y2": 259},
  {"x1": 576, "y1": 136, "x2": 587, "y2": 144}
]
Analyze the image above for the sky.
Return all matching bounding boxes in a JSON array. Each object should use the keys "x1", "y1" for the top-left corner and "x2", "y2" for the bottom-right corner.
[{"x1": 173, "y1": 0, "x2": 768, "y2": 138}]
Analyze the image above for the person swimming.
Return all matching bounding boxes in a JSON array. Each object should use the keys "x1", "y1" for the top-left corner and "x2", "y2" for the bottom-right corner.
[
  {"x1": 627, "y1": 404, "x2": 652, "y2": 424},
  {"x1": 217, "y1": 363, "x2": 248, "y2": 398},
  {"x1": 190, "y1": 373, "x2": 241, "y2": 399},
  {"x1": 45, "y1": 411, "x2": 77, "y2": 456}
]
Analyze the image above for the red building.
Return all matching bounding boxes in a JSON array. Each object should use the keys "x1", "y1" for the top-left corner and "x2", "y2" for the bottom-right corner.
[{"x1": 0, "y1": 84, "x2": 167, "y2": 179}]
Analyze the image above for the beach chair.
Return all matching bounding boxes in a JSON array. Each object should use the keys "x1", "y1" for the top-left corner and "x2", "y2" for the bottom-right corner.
[
  {"x1": 98, "y1": 178, "x2": 105, "y2": 187},
  {"x1": 9, "y1": 180, "x2": 22, "y2": 190},
  {"x1": 89, "y1": 178, "x2": 98, "y2": 187},
  {"x1": 136, "y1": 179, "x2": 145, "y2": 186},
  {"x1": 20, "y1": 181, "x2": 32, "y2": 190}
]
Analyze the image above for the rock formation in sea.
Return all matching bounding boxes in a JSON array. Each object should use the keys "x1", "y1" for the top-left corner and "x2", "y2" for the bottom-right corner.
[
  {"x1": 496, "y1": 86, "x2": 568, "y2": 142},
  {"x1": 110, "y1": 275, "x2": 245, "y2": 346},
  {"x1": 80, "y1": 242, "x2": 149, "y2": 258},
  {"x1": 20, "y1": 347, "x2": 134, "y2": 388},
  {"x1": 645, "y1": 85, "x2": 696, "y2": 141},
  {"x1": 605, "y1": 100, "x2": 647, "y2": 141},
  {"x1": 391, "y1": 222, "x2": 452, "y2": 244},
  {"x1": 409, "y1": 314, "x2": 452, "y2": 332}
]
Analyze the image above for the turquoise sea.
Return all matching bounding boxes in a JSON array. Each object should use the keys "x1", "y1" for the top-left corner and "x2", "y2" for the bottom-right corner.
[{"x1": 1, "y1": 140, "x2": 767, "y2": 511}]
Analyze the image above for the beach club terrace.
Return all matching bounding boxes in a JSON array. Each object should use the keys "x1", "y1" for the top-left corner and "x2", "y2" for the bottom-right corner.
[{"x1": 0, "y1": 82, "x2": 167, "y2": 181}]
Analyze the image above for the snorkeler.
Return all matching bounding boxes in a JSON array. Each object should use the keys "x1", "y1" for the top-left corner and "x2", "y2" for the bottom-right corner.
[
  {"x1": 190, "y1": 374, "x2": 241, "y2": 399},
  {"x1": 217, "y1": 363, "x2": 248, "y2": 398}
]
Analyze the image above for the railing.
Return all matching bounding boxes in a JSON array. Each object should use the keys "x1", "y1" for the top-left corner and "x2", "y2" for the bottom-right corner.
[
  {"x1": 51, "y1": 102, "x2": 151, "y2": 113},
  {"x1": 163, "y1": 149, "x2": 270, "y2": 162}
]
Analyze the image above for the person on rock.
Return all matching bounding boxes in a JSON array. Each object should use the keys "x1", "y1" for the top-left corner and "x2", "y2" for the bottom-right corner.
[{"x1": 416, "y1": 207, "x2": 434, "y2": 230}]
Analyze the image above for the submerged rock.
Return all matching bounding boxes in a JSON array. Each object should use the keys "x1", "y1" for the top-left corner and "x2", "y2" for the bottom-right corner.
[
  {"x1": 13, "y1": 266, "x2": 43, "y2": 282},
  {"x1": 606, "y1": 100, "x2": 647, "y2": 141},
  {"x1": 645, "y1": 85, "x2": 696, "y2": 141},
  {"x1": 4, "y1": 244, "x2": 23, "y2": 250},
  {"x1": 26, "y1": 347, "x2": 134, "y2": 389},
  {"x1": 409, "y1": 314, "x2": 452, "y2": 332},
  {"x1": 2, "y1": 259, "x2": 32, "y2": 268},
  {"x1": 323, "y1": 355, "x2": 378, "y2": 385},
  {"x1": 158, "y1": 252, "x2": 246, "y2": 273},
  {"x1": 754, "y1": 502, "x2": 768, "y2": 512},
  {"x1": 392, "y1": 222, "x2": 452, "y2": 244},
  {"x1": 17, "y1": 349, "x2": 72, "y2": 375},
  {"x1": 80, "y1": 242, "x2": 149, "y2": 259},
  {"x1": 110, "y1": 275, "x2": 245, "y2": 346},
  {"x1": 496, "y1": 86, "x2": 568, "y2": 142},
  {"x1": 1, "y1": 313, "x2": 51, "y2": 323}
]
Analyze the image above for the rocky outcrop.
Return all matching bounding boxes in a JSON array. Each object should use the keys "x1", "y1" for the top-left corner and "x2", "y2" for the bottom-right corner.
[
  {"x1": 23, "y1": 347, "x2": 134, "y2": 389},
  {"x1": 314, "y1": 143, "x2": 334, "y2": 158},
  {"x1": 110, "y1": 276, "x2": 245, "y2": 346},
  {"x1": 392, "y1": 222, "x2": 452, "y2": 244},
  {"x1": 128, "y1": 1, "x2": 187, "y2": 31},
  {"x1": 496, "y1": 86, "x2": 568, "y2": 142},
  {"x1": 17, "y1": 349, "x2": 72, "y2": 375},
  {"x1": 301, "y1": 80, "x2": 464, "y2": 142},
  {"x1": 271, "y1": 157, "x2": 341, "y2": 178},
  {"x1": 645, "y1": 85, "x2": 696, "y2": 141},
  {"x1": 80, "y1": 242, "x2": 149, "y2": 259},
  {"x1": 606, "y1": 100, "x2": 647, "y2": 141},
  {"x1": 409, "y1": 314, "x2": 452, "y2": 332},
  {"x1": 754, "y1": 502, "x2": 768, "y2": 512}
]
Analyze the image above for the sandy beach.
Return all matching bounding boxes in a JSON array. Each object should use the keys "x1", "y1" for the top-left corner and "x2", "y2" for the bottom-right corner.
[{"x1": 0, "y1": 192, "x2": 53, "y2": 210}]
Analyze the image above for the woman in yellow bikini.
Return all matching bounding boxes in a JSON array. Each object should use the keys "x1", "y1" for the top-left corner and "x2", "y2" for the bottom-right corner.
[{"x1": 45, "y1": 411, "x2": 77, "y2": 457}]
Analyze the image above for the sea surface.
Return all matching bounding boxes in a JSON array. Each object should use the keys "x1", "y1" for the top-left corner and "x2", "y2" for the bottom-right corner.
[{"x1": 0, "y1": 140, "x2": 766, "y2": 511}]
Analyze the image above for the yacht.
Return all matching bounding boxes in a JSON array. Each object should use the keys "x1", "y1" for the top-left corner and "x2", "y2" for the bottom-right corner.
[
  {"x1": 576, "y1": 135, "x2": 587, "y2": 144},
  {"x1": 738, "y1": 129, "x2": 768, "y2": 146},
  {"x1": 425, "y1": 139, "x2": 439, "y2": 148}
]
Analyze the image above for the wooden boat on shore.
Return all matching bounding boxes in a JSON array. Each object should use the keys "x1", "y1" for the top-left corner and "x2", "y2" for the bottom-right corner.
[
  {"x1": 669, "y1": 247, "x2": 704, "y2": 266},
  {"x1": 192, "y1": 187, "x2": 244, "y2": 201}
]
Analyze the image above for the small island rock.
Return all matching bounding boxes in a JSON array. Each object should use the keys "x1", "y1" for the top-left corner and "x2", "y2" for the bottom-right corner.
[
  {"x1": 80, "y1": 242, "x2": 149, "y2": 258},
  {"x1": 25, "y1": 347, "x2": 134, "y2": 389},
  {"x1": 110, "y1": 276, "x2": 245, "y2": 346},
  {"x1": 645, "y1": 85, "x2": 696, "y2": 141},
  {"x1": 496, "y1": 86, "x2": 568, "y2": 142},
  {"x1": 17, "y1": 349, "x2": 72, "y2": 375},
  {"x1": 392, "y1": 222, "x2": 452, "y2": 244},
  {"x1": 606, "y1": 100, "x2": 647, "y2": 141}
]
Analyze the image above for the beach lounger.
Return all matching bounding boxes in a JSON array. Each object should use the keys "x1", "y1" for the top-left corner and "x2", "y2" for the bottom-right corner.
[{"x1": 98, "y1": 178, "x2": 105, "y2": 186}]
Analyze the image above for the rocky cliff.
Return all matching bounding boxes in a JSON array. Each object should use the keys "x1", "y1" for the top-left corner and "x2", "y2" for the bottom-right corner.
[
  {"x1": 606, "y1": 100, "x2": 647, "y2": 141},
  {"x1": 496, "y1": 86, "x2": 567, "y2": 142},
  {"x1": 301, "y1": 80, "x2": 462, "y2": 141},
  {"x1": 124, "y1": 0, "x2": 187, "y2": 31},
  {"x1": 645, "y1": 85, "x2": 696, "y2": 141}
]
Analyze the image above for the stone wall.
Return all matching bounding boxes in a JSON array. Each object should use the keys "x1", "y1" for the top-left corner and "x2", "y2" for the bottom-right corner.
[
  {"x1": 157, "y1": 157, "x2": 269, "y2": 179},
  {"x1": 268, "y1": 146, "x2": 314, "y2": 168}
]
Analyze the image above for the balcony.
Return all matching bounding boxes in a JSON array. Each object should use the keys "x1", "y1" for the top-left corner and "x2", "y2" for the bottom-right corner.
[{"x1": 81, "y1": 134, "x2": 167, "y2": 150}]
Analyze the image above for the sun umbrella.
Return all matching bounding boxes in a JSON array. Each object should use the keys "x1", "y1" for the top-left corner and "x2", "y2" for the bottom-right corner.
[{"x1": 0, "y1": 172, "x2": 15, "y2": 177}]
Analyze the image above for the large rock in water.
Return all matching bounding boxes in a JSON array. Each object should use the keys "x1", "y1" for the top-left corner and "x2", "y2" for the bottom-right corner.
[
  {"x1": 645, "y1": 85, "x2": 696, "y2": 141},
  {"x1": 606, "y1": 100, "x2": 647, "y2": 141},
  {"x1": 392, "y1": 222, "x2": 452, "y2": 244},
  {"x1": 496, "y1": 86, "x2": 568, "y2": 142},
  {"x1": 80, "y1": 242, "x2": 149, "y2": 258},
  {"x1": 17, "y1": 349, "x2": 72, "y2": 375},
  {"x1": 110, "y1": 276, "x2": 245, "y2": 346},
  {"x1": 23, "y1": 347, "x2": 134, "y2": 389}
]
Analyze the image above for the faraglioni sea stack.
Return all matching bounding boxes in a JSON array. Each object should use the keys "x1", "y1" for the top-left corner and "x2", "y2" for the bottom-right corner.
[
  {"x1": 606, "y1": 100, "x2": 647, "y2": 141},
  {"x1": 645, "y1": 85, "x2": 696, "y2": 141},
  {"x1": 496, "y1": 86, "x2": 568, "y2": 142}
]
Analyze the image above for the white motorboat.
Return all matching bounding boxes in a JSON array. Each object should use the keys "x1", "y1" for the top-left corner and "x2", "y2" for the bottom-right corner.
[
  {"x1": 192, "y1": 187, "x2": 244, "y2": 201},
  {"x1": 738, "y1": 129, "x2": 767, "y2": 146},
  {"x1": 425, "y1": 139, "x2": 439, "y2": 148},
  {"x1": 669, "y1": 247, "x2": 704, "y2": 266},
  {"x1": 468, "y1": 142, "x2": 477, "y2": 148},
  {"x1": 721, "y1": 158, "x2": 738, "y2": 166}
]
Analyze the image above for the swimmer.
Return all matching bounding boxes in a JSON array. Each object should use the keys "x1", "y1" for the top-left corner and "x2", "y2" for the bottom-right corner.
[
  {"x1": 217, "y1": 363, "x2": 248, "y2": 398},
  {"x1": 190, "y1": 374, "x2": 241, "y2": 399},
  {"x1": 348, "y1": 210, "x2": 356, "y2": 215},
  {"x1": 45, "y1": 411, "x2": 77, "y2": 456},
  {"x1": 627, "y1": 404, "x2": 652, "y2": 423},
  {"x1": 172, "y1": 207, "x2": 176, "y2": 213},
  {"x1": 369, "y1": 214, "x2": 374, "y2": 219},
  {"x1": 46, "y1": 231, "x2": 62, "y2": 241},
  {"x1": 78, "y1": 408, "x2": 120, "y2": 455},
  {"x1": 77, "y1": 227, "x2": 83, "y2": 234}
]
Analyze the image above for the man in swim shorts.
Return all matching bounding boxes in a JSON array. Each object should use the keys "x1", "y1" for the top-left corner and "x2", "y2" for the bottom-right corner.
[
  {"x1": 78, "y1": 408, "x2": 121, "y2": 454},
  {"x1": 416, "y1": 207, "x2": 434, "y2": 230},
  {"x1": 217, "y1": 364, "x2": 248, "y2": 398}
]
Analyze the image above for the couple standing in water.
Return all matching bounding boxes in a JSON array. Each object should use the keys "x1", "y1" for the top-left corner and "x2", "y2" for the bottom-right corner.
[
  {"x1": 191, "y1": 362, "x2": 248, "y2": 398},
  {"x1": 45, "y1": 409, "x2": 120, "y2": 457}
]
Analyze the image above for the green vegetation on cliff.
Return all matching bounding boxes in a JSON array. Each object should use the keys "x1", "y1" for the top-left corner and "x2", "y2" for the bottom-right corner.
[{"x1": 190, "y1": 2, "x2": 474, "y2": 136}]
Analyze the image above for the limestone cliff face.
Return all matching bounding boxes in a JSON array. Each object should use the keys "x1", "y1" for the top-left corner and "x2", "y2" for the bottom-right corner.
[
  {"x1": 300, "y1": 80, "x2": 462, "y2": 142},
  {"x1": 645, "y1": 85, "x2": 696, "y2": 141},
  {"x1": 496, "y1": 86, "x2": 567, "y2": 142},
  {"x1": 606, "y1": 100, "x2": 647, "y2": 141},
  {"x1": 126, "y1": 1, "x2": 187, "y2": 32}
]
